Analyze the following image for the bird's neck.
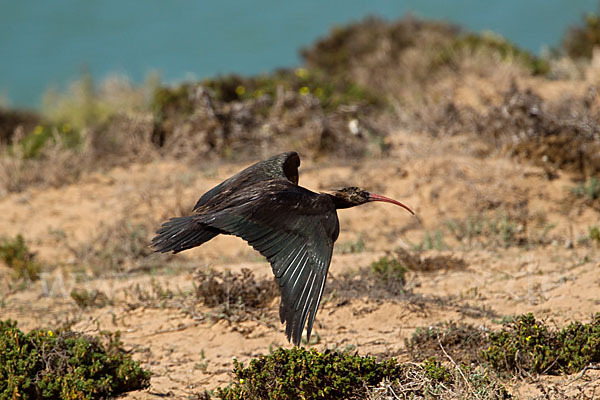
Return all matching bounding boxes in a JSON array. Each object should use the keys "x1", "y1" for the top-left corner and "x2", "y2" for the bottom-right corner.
[{"x1": 326, "y1": 193, "x2": 360, "y2": 209}]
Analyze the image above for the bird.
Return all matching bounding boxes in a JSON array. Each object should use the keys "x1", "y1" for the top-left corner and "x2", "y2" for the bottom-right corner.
[{"x1": 151, "y1": 151, "x2": 414, "y2": 345}]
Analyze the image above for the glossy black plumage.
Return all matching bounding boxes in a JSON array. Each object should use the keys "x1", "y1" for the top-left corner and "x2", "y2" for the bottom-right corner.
[{"x1": 151, "y1": 151, "x2": 413, "y2": 345}]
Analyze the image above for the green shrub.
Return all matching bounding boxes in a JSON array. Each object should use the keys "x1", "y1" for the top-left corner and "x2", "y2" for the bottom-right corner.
[
  {"x1": 406, "y1": 315, "x2": 600, "y2": 377},
  {"x1": 0, "y1": 234, "x2": 40, "y2": 280},
  {"x1": 17, "y1": 123, "x2": 81, "y2": 158},
  {"x1": 370, "y1": 255, "x2": 407, "y2": 283},
  {"x1": 19, "y1": 124, "x2": 53, "y2": 158},
  {"x1": 217, "y1": 347, "x2": 405, "y2": 400},
  {"x1": 215, "y1": 348, "x2": 510, "y2": 400},
  {"x1": 483, "y1": 313, "x2": 600, "y2": 376},
  {"x1": 0, "y1": 320, "x2": 150, "y2": 399},
  {"x1": 421, "y1": 357, "x2": 453, "y2": 383}
]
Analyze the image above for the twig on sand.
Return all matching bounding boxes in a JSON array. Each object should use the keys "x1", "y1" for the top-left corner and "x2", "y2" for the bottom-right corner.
[
  {"x1": 437, "y1": 335, "x2": 481, "y2": 400},
  {"x1": 568, "y1": 363, "x2": 600, "y2": 385}
]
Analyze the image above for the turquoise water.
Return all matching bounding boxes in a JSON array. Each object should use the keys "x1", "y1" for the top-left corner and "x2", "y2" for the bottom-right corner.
[{"x1": 1, "y1": 0, "x2": 597, "y2": 108}]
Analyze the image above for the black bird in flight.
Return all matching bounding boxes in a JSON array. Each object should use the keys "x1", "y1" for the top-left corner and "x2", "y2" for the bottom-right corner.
[{"x1": 152, "y1": 152, "x2": 414, "y2": 345}]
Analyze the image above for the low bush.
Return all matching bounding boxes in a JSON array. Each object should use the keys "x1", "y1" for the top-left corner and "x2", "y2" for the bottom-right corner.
[
  {"x1": 483, "y1": 313, "x2": 600, "y2": 376},
  {"x1": 217, "y1": 347, "x2": 404, "y2": 399},
  {"x1": 215, "y1": 347, "x2": 509, "y2": 400},
  {"x1": 17, "y1": 123, "x2": 81, "y2": 159},
  {"x1": 406, "y1": 314, "x2": 600, "y2": 377},
  {"x1": 70, "y1": 289, "x2": 111, "y2": 309},
  {"x1": 0, "y1": 234, "x2": 41, "y2": 280},
  {"x1": 0, "y1": 320, "x2": 150, "y2": 399},
  {"x1": 194, "y1": 268, "x2": 279, "y2": 321},
  {"x1": 370, "y1": 255, "x2": 407, "y2": 284},
  {"x1": 406, "y1": 322, "x2": 490, "y2": 366}
]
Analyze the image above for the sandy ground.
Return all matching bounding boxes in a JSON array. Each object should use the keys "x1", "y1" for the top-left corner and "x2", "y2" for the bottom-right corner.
[{"x1": 1, "y1": 114, "x2": 600, "y2": 398}]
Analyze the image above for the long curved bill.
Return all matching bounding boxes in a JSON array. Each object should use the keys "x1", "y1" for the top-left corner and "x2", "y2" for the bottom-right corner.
[{"x1": 368, "y1": 193, "x2": 415, "y2": 215}]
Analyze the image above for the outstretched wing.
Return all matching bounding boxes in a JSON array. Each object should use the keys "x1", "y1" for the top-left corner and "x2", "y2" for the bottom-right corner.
[
  {"x1": 194, "y1": 151, "x2": 300, "y2": 210},
  {"x1": 199, "y1": 184, "x2": 337, "y2": 345}
]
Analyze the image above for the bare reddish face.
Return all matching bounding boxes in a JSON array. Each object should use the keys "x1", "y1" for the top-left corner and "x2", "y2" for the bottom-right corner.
[{"x1": 367, "y1": 192, "x2": 415, "y2": 215}]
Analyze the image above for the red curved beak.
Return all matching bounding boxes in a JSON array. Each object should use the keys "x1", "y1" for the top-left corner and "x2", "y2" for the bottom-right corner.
[{"x1": 368, "y1": 193, "x2": 415, "y2": 215}]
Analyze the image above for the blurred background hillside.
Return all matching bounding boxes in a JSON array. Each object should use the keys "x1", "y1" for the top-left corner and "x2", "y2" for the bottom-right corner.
[
  {"x1": 2, "y1": 1, "x2": 600, "y2": 194},
  {"x1": 1, "y1": 0, "x2": 599, "y2": 108}
]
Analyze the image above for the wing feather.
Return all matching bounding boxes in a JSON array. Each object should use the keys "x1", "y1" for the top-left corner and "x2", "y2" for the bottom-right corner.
[
  {"x1": 289, "y1": 271, "x2": 318, "y2": 341},
  {"x1": 304, "y1": 273, "x2": 326, "y2": 340},
  {"x1": 284, "y1": 253, "x2": 310, "y2": 297},
  {"x1": 199, "y1": 185, "x2": 337, "y2": 345},
  {"x1": 193, "y1": 152, "x2": 300, "y2": 210}
]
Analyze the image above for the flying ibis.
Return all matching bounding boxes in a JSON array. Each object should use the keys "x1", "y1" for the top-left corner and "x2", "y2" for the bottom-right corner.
[{"x1": 152, "y1": 152, "x2": 414, "y2": 345}]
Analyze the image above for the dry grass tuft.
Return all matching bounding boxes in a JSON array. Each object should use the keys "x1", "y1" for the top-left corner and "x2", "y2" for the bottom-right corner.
[
  {"x1": 70, "y1": 288, "x2": 111, "y2": 309},
  {"x1": 393, "y1": 248, "x2": 467, "y2": 273},
  {"x1": 193, "y1": 267, "x2": 279, "y2": 321},
  {"x1": 406, "y1": 322, "x2": 490, "y2": 366}
]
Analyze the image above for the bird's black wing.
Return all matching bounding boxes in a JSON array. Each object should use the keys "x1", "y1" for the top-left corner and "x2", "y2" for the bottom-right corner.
[
  {"x1": 198, "y1": 184, "x2": 337, "y2": 345},
  {"x1": 193, "y1": 151, "x2": 300, "y2": 210}
]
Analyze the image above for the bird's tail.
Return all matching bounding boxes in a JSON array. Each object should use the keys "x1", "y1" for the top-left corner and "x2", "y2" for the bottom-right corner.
[{"x1": 151, "y1": 216, "x2": 219, "y2": 253}]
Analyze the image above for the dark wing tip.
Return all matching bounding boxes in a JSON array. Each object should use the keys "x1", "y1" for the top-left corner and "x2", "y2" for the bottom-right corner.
[{"x1": 279, "y1": 267, "x2": 325, "y2": 346}]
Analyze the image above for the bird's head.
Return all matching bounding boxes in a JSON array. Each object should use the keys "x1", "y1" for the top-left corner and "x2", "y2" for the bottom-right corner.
[{"x1": 328, "y1": 187, "x2": 414, "y2": 214}]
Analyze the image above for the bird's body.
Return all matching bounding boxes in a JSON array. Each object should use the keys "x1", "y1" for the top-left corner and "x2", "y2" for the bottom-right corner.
[{"x1": 152, "y1": 152, "x2": 413, "y2": 345}]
